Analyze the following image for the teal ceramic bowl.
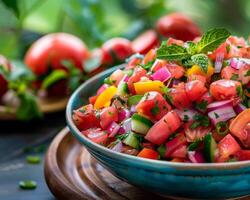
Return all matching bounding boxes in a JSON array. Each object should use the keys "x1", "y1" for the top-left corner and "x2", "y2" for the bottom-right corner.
[{"x1": 66, "y1": 65, "x2": 250, "y2": 199}]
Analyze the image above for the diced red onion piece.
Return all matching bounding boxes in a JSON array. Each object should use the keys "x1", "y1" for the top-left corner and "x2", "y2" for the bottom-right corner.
[
  {"x1": 123, "y1": 75, "x2": 129, "y2": 82},
  {"x1": 188, "y1": 151, "x2": 205, "y2": 163},
  {"x1": 234, "y1": 103, "x2": 246, "y2": 114},
  {"x1": 208, "y1": 106, "x2": 236, "y2": 125},
  {"x1": 230, "y1": 58, "x2": 245, "y2": 70},
  {"x1": 151, "y1": 67, "x2": 171, "y2": 82},
  {"x1": 107, "y1": 121, "x2": 120, "y2": 137},
  {"x1": 207, "y1": 100, "x2": 233, "y2": 112},
  {"x1": 122, "y1": 118, "x2": 132, "y2": 133},
  {"x1": 130, "y1": 105, "x2": 136, "y2": 114},
  {"x1": 214, "y1": 53, "x2": 224, "y2": 73},
  {"x1": 118, "y1": 109, "x2": 130, "y2": 122},
  {"x1": 111, "y1": 141, "x2": 124, "y2": 152},
  {"x1": 174, "y1": 108, "x2": 197, "y2": 121},
  {"x1": 97, "y1": 84, "x2": 109, "y2": 95},
  {"x1": 118, "y1": 127, "x2": 126, "y2": 134}
]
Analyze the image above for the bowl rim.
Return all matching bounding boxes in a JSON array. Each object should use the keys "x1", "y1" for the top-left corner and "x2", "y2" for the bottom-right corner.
[{"x1": 66, "y1": 65, "x2": 250, "y2": 170}]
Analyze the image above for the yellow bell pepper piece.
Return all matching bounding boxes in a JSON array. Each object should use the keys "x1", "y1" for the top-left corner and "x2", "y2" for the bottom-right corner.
[
  {"x1": 134, "y1": 81, "x2": 164, "y2": 95},
  {"x1": 186, "y1": 64, "x2": 214, "y2": 78},
  {"x1": 94, "y1": 86, "x2": 117, "y2": 109}
]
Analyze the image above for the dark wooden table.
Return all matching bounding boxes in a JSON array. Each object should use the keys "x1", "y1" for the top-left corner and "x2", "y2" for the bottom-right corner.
[{"x1": 0, "y1": 112, "x2": 66, "y2": 200}]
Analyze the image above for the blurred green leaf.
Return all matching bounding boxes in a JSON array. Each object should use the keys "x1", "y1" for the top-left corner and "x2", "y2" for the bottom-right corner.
[{"x1": 1, "y1": 0, "x2": 19, "y2": 17}]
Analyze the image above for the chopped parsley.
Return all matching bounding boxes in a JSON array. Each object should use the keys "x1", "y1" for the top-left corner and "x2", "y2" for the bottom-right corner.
[
  {"x1": 190, "y1": 114, "x2": 210, "y2": 129},
  {"x1": 226, "y1": 45, "x2": 231, "y2": 53},
  {"x1": 214, "y1": 112, "x2": 219, "y2": 119},
  {"x1": 244, "y1": 70, "x2": 250, "y2": 77},
  {"x1": 236, "y1": 86, "x2": 243, "y2": 97},
  {"x1": 195, "y1": 100, "x2": 208, "y2": 112},
  {"x1": 150, "y1": 101, "x2": 160, "y2": 116},
  {"x1": 183, "y1": 115, "x2": 189, "y2": 122},
  {"x1": 230, "y1": 74, "x2": 239, "y2": 80}
]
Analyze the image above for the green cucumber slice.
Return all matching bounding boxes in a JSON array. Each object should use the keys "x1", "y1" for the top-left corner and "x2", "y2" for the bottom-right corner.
[
  {"x1": 128, "y1": 95, "x2": 143, "y2": 106},
  {"x1": 41, "y1": 70, "x2": 67, "y2": 89},
  {"x1": 131, "y1": 114, "x2": 153, "y2": 135},
  {"x1": 123, "y1": 131, "x2": 140, "y2": 149},
  {"x1": 204, "y1": 133, "x2": 217, "y2": 162},
  {"x1": 117, "y1": 82, "x2": 128, "y2": 96},
  {"x1": 157, "y1": 144, "x2": 166, "y2": 158}
]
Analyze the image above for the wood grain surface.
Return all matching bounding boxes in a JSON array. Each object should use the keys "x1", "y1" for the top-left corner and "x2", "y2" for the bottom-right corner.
[{"x1": 44, "y1": 128, "x2": 166, "y2": 200}]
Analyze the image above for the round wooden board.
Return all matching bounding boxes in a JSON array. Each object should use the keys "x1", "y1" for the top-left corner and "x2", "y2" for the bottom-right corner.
[
  {"x1": 44, "y1": 128, "x2": 167, "y2": 200},
  {"x1": 0, "y1": 97, "x2": 68, "y2": 120}
]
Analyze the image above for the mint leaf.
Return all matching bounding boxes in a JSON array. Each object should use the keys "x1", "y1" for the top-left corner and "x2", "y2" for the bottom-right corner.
[
  {"x1": 185, "y1": 41, "x2": 197, "y2": 55},
  {"x1": 41, "y1": 70, "x2": 68, "y2": 89},
  {"x1": 157, "y1": 44, "x2": 190, "y2": 60},
  {"x1": 191, "y1": 54, "x2": 209, "y2": 73},
  {"x1": 196, "y1": 28, "x2": 231, "y2": 53}
]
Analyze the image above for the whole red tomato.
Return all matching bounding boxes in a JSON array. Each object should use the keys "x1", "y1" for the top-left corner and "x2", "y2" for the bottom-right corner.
[
  {"x1": 101, "y1": 37, "x2": 133, "y2": 65},
  {"x1": 156, "y1": 13, "x2": 201, "y2": 41},
  {"x1": 0, "y1": 55, "x2": 11, "y2": 98},
  {"x1": 24, "y1": 33, "x2": 89, "y2": 76}
]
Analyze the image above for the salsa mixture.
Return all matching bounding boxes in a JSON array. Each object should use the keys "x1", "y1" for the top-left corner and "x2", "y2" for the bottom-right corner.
[{"x1": 73, "y1": 28, "x2": 250, "y2": 163}]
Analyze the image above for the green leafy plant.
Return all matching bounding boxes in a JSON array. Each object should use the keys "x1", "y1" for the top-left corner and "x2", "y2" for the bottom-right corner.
[{"x1": 156, "y1": 28, "x2": 231, "y2": 73}]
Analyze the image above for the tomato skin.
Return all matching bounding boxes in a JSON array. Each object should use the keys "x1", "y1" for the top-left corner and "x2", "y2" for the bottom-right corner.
[
  {"x1": 145, "y1": 110, "x2": 182, "y2": 145},
  {"x1": 137, "y1": 148, "x2": 159, "y2": 160},
  {"x1": 188, "y1": 74, "x2": 207, "y2": 84},
  {"x1": 217, "y1": 134, "x2": 241, "y2": 162},
  {"x1": 142, "y1": 49, "x2": 156, "y2": 65},
  {"x1": 25, "y1": 33, "x2": 89, "y2": 76},
  {"x1": 0, "y1": 55, "x2": 11, "y2": 98},
  {"x1": 170, "y1": 144, "x2": 187, "y2": 159},
  {"x1": 229, "y1": 108, "x2": 250, "y2": 148},
  {"x1": 89, "y1": 95, "x2": 98, "y2": 105},
  {"x1": 209, "y1": 79, "x2": 242, "y2": 101},
  {"x1": 165, "y1": 133, "x2": 187, "y2": 157},
  {"x1": 82, "y1": 128, "x2": 108, "y2": 145},
  {"x1": 132, "y1": 30, "x2": 159, "y2": 54},
  {"x1": 102, "y1": 38, "x2": 133, "y2": 65},
  {"x1": 185, "y1": 80, "x2": 207, "y2": 101},
  {"x1": 196, "y1": 92, "x2": 213, "y2": 105},
  {"x1": 136, "y1": 91, "x2": 171, "y2": 121},
  {"x1": 127, "y1": 67, "x2": 148, "y2": 94},
  {"x1": 109, "y1": 69, "x2": 124, "y2": 87},
  {"x1": 126, "y1": 57, "x2": 143, "y2": 70},
  {"x1": 168, "y1": 82, "x2": 191, "y2": 109},
  {"x1": 100, "y1": 106, "x2": 118, "y2": 129},
  {"x1": 166, "y1": 38, "x2": 184, "y2": 46},
  {"x1": 156, "y1": 13, "x2": 201, "y2": 41},
  {"x1": 73, "y1": 104, "x2": 100, "y2": 131},
  {"x1": 235, "y1": 150, "x2": 250, "y2": 161},
  {"x1": 151, "y1": 59, "x2": 167, "y2": 72}
]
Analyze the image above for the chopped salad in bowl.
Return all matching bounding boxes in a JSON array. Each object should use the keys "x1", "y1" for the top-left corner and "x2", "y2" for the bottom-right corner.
[{"x1": 72, "y1": 28, "x2": 250, "y2": 164}]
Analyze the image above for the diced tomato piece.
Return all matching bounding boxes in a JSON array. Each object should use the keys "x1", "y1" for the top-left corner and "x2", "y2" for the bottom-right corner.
[
  {"x1": 73, "y1": 104, "x2": 100, "y2": 131},
  {"x1": 136, "y1": 91, "x2": 171, "y2": 121},
  {"x1": 100, "y1": 106, "x2": 118, "y2": 129},
  {"x1": 145, "y1": 111, "x2": 182, "y2": 145},
  {"x1": 82, "y1": 128, "x2": 108, "y2": 145},
  {"x1": 185, "y1": 80, "x2": 207, "y2": 101},
  {"x1": 137, "y1": 148, "x2": 159, "y2": 160},
  {"x1": 166, "y1": 38, "x2": 184, "y2": 46},
  {"x1": 109, "y1": 69, "x2": 124, "y2": 86},
  {"x1": 221, "y1": 66, "x2": 239, "y2": 80},
  {"x1": 217, "y1": 134, "x2": 241, "y2": 162},
  {"x1": 229, "y1": 108, "x2": 250, "y2": 148},
  {"x1": 210, "y1": 79, "x2": 242, "y2": 101},
  {"x1": 151, "y1": 59, "x2": 167, "y2": 72},
  {"x1": 168, "y1": 82, "x2": 191, "y2": 109},
  {"x1": 239, "y1": 64, "x2": 250, "y2": 85},
  {"x1": 212, "y1": 130, "x2": 225, "y2": 142},
  {"x1": 196, "y1": 92, "x2": 213, "y2": 105},
  {"x1": 184, "y1": 122, "x2": 212, "y2": 142},
  {"x1": 235, "y1": 150, "x2": 250, "y2": 161},
  {"x1": 165, "y1": 133, "x2": 187, "y2": 157},
  {"x1": 126, "y1": 57, "x2": 143, "y2": 70},
  {"x1": 170, "y1": 144, "x2": 187, "y2": 159},
  {"x1": 89, "y1": 95, "x2": 98, "y2": 105},
  {"x1": 188, "y1": 74, "x2": 207, "y2": 84},
  {"x1": 132, "y1": 30, "x2": 159, "y2": 54},
  {"x1": 127, "y1": 66, "x2": 148, "y2": 94},
  {"x1": 143, "y1": 49, "x2": 156, "y2": 65},
  {"x1": 166, "y1": 63, "x2": 185, "y2": 79}
]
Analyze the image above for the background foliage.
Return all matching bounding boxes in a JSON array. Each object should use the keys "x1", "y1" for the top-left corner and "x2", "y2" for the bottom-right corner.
[{"x1": 0, "y1": 0, "x2": 250, "y2": 60}]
